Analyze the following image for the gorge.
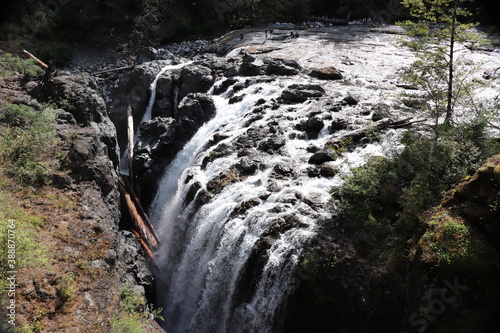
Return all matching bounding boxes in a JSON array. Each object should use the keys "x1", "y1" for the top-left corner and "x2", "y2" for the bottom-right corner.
[{"x1": 1, "y1": 6, "x2": 500, "y2": 331}]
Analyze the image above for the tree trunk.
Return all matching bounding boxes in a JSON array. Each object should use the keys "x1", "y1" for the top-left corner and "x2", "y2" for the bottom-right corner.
[{"x1": 445, "y1": 1, "x2": 458, "y2": 126}]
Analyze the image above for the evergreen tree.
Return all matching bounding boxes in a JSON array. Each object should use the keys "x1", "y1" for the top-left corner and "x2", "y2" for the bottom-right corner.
[{"x1": 397, "y1": 0, "x2": 481, "y2": 133}]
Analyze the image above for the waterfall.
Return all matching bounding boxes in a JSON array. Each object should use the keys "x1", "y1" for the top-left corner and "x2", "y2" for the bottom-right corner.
[
  {"x1": 149, "y1": 71, "x2": 403, "y2": 333},
  {"x1": 120, "y1": 61, "x2": 192, "y2": 175}
]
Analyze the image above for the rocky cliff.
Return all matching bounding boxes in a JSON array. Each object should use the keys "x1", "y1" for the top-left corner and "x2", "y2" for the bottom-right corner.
[{"x1": 0, "y1": 68, "x2": 163, "y2": 331}]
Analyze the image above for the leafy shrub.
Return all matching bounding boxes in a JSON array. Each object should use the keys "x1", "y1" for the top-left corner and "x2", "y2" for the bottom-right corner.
[
  {"x1": 57, "y1": 273, "x2": 76, "y2": 303},
  {"x1": 335, "y1": 123, "x2": 491, "y2": 229},
  {"x1": 335, "y1": 156, "x2": 399, "y2": 226}
]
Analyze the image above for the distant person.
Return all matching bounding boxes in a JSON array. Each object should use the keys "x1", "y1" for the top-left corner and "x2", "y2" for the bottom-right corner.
[{"x1": 240, "y1": 33, "x2": 244, "y2": 40}]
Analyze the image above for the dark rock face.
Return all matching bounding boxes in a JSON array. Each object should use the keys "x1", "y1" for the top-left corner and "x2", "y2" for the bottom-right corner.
[
  {"x1": 133, "y1": 117, "x2": 179, "y2": 178},
  {"x1": 341, "y1": 95, "x2": 359, "y2": 106},
  {"x1": 265, "y1": 59, "x2": 300, "y2": 76},
  {"x1": 178, "y1": 93, "x2": 217, "y2": 129},
  {"x1": 39, "y1": 74, "x2": 120, "y2": 211},
  {"x1": 179, "y1": 64, "x2": 214, "y2": 99},
  {"x1": 34, "y1": 73, "x2": 160, "y2": 319},
  {"x1": 104, "y1": 60, "x2": 179, "y2": 154},
  {"x1": 238, "y1": 53, "x2": 264, "y2": 76},
  {"x1": 133, "y1": 93, "x2": 216, "y2": 205}
]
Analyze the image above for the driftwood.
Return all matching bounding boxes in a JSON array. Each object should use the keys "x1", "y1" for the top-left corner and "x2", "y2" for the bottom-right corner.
[
  {"x1": 127, "y1": 106, "x2": 135, "y2": 183},
  {"x1": 121, "y1": 177, "x2": 160, "y2": 243},
  {"x1": 118, "y1": 179, "x2": 159, "y2": 259},
  {"x1": 326, "y1": 117, "x2": 421, "y2": 147},
  {"x1": 92, "y1": 60, "x2": 136, "y2": 75},
  {"x1": 23, "y1": 49, "x2": 48, "y2": 69}
]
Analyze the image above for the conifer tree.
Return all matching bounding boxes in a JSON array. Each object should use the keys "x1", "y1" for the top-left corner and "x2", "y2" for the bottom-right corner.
[{"x1": 398, "y1": 0, "x2": 480, "y2": 132}]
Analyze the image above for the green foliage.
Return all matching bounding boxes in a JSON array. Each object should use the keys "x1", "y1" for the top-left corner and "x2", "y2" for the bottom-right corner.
[
  {"x1": 335, "y1": 121, "x2": 490, "y2": 229},
  {"x1": 336, "y1": 156, "x2": 398, "y2": 226},
  {"x1": 57, "y1": 273, "x2": 76, "y2": 303},
  {"x1": 0, "y1": 53, "x2": 44, "y2": 78},
  {"x1": 110, "y1": 287, "x2": 164, "y2": 333},
  {"x1": 0, "y1": 193, "x2": 49, "y2": 296},
  {"x1": 0, "y1": 104, "x2": 57, "y2": 184},
  {"x1": 418, "y1": 210, "x2": 473, "y2": 265},
  {"x1": 111, "y1": 314, "x2": 145, "y2": 333}
]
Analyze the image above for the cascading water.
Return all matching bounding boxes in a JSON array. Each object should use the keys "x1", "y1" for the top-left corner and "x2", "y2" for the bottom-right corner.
[{"x1": 148, "y1": 74, "x2": 401, "y2": 332}]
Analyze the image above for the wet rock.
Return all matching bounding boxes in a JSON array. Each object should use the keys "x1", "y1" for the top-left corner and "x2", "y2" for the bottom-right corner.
[
  {"x1": 258, "y1": 135, "x2": 286, "y2": 152},
  {"x1": 229, "y1": 94, "x2": 245, "y2": 104},
  {"x1": 309, "y1": 67, "x2": 343, "y2": 80},
  {"x1": 320, "y1": 164, "x2": 339, "y2": 177},
  {"x1": 266, "y1": 60, "x2": 300, "y2": 76},
  {"x1": 178, "y1": 93, "x2": 217, "y2": 129},
  {"x1": 307, "y1": 166, "x2": 321, "y2": 177},
  {"x1": 230, "y1": 198, "x2": 262, "y2": 218},
  {"x1": 213, "y1": 78, "x2": 238, "y2": 95},
  {"x1": 304, "y1": 117, "x2": 325, "y2": 137},
  {"x1": 341, "y1": 95, "x2": 359, "y2": 106},
  {"x1": 195, "y1": 188, "x2": 213, "y2": 206},
  {"x1": 240, "y1": 53, "x2": 266, "y2": 76},
  {"x1": 185, "y1": 181, "x2": 202, "y2": 206},
  {"x1": 202, "y1": 142, "x2": 234, "y2": 168},
  {"x1": 330, "y1": 119, "x2": 349, "y2": 132},
  {"x1": 308, "y1": 150, "x2": 336, "y2": 165},
  {"x1": 237, "y1": 156, "x2": 260, "y2": 175},
  {"x1": 371, "y1": 103, "x2": 391, "y2": 121},
  {"x1": 274, "y1": 163, "x2": 293, "y2": 175},
  {"x1": 133, "y1": 117, "x2": 178, "y2": 176},
  {"x1": 280, "y1": 84, "x2": 325, "y2": 104},
  {"x1": 179, "y1": 64, "x2": 214, "y2": 99},
  {"x1": 206, "y1": 169, "x2": 243, "y2": 195}
]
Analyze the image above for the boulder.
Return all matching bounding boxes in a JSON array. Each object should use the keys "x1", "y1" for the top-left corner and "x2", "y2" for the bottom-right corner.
[
  {"x1": 178, "y1": 93, "x2": 217, "y2": 129},
  {"x1": 309, "y1": 67, "x2": 343, "y2": 80},
  {"x1": 213, "y1": 78, "x2": 238, "y2": 95},
  {"x1": 308, "y1": 150, "x2": 336, "y2": 165},
  {"x1": 280, "y1": 84, "x2": 325, "y2": 104},
  {"x1": 133, "y1": 117, "x2": 178, "y2": 175},
  {"x1": 179, "y1": 64, "x2": 214, "y2": 99},
  {"x1": 305, "y1": 117, "x2": 325, "y2": 134},
  {"x1": 136, "y1": 47, "x2": 158, "y2": 64},
  {"x1": 341, "y1": 95, "x2": 359, "y2": 106},
  {"x1": 330, "y1": 119, "x2": 349, "y2": 132},
  {"x1": 266, "y1": 60, "x2": 300, "y2": 76},
  {"x1": 239, "y1": 53, "x2": 266, "y2": 76}
]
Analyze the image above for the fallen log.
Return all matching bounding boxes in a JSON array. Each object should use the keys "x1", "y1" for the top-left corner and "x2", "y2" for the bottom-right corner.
[
  {"x1": 127, "y1": 106, "x2": 135, "y2": 183},
  {"x1": 131, "y1": 229, "x2": 156, "y2": 262},
  {"x1": 118, "y1": 180, "x2": 159, "y2": 251},
  {"x1": 23, "y1": 50, "x2": 48, "y2": 69},
  {"x1": 325, "y1": 117, "x2": 418, "y2": 147},
  {"x1": 121, "y1": 177, "x2": 160, "y2": 244},
  {"x1": 92, "y1": 60, "x2": 136, "y2": 75}
]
